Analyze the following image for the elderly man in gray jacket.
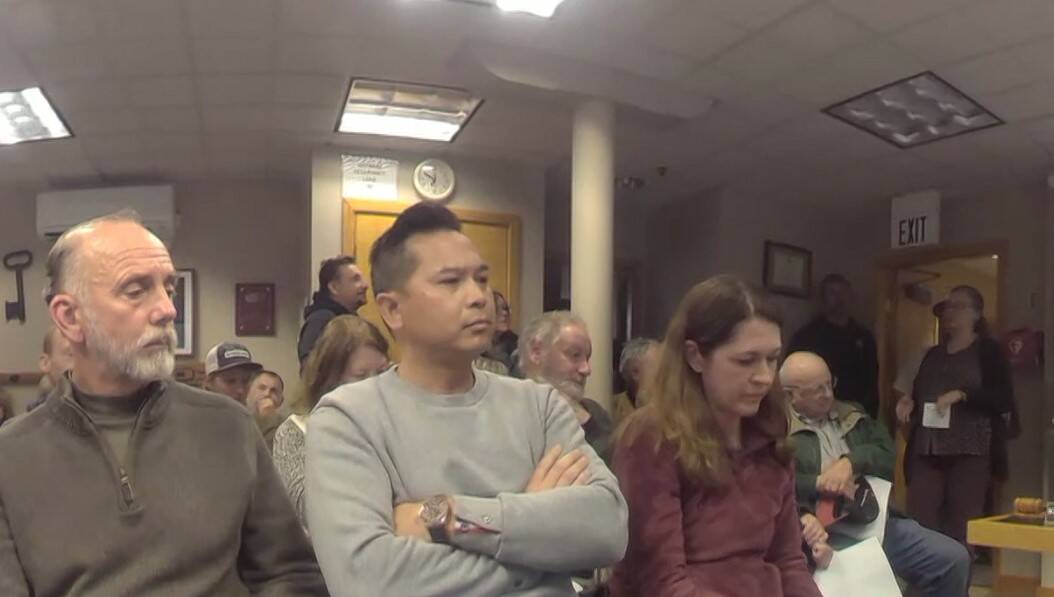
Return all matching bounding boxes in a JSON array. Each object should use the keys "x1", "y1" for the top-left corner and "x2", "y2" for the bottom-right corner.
[{"x1": 0, "y1": 212, "x2": 326, "y2": 596}]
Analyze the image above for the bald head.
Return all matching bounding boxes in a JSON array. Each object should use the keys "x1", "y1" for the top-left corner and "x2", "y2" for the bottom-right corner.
[
  {"x1": 779, "y1": 352, "x2": 836, "y2": 419},
  {"x1": 46, "y1": 210, "x2": 161, "y2": 303}
]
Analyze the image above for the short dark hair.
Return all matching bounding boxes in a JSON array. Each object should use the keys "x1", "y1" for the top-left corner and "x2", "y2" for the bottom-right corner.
[
  {"x1": 819, "y1": 273, "x2": 850, "y2": 292},
  {"x1": 369, "y1": 202, "x2": 462, "y2": 295},
  {"x1": 250, "y1": 369, "x2": 284, "y2": 389},
  {"x1": 318, "y1": 256, "x2": 357, "y2": 295}
]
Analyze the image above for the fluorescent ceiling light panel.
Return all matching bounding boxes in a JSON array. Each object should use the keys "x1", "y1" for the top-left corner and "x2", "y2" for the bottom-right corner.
[
  {"x1": 0, "y1": 87, "x2": 72, "y2": 146},
  {"x1": 494, "y1": 0, "x2": 565, "y2": 18},
  {"x1": 337, "y1": 79, "x2": 483, "y2": 143},
  {"x1": 823, "y1": 72, "x2": 1001, "y2": 149}
]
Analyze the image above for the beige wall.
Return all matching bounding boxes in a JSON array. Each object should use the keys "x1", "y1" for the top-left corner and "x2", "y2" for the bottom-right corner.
[
  {"x1": 0, "y1": 181, "x2": 310, "y2": 412},
  {"x1": 310, "y1": 149, "x2": 546, "y2": 327},
  {"x1": 642, "y1": 188, "x2": 880, "y2": 340}
]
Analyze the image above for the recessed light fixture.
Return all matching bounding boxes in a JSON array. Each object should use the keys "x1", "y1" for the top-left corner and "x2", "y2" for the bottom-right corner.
[
  {"x1": 493, "y1": 0, "x2": 565, "y2": 18},
  {"x1": 336, "y1": 79, "x2": 483, "y2": 143},
  {"x1": 823, "y1": 71, "x2": 1001, "y2": 149},
  {"x1": 426, "y1": 0, "x2": 566, "y2": 18},
  {"x1": 0, "y1": 87, "x2": 72, "y2": 146}
]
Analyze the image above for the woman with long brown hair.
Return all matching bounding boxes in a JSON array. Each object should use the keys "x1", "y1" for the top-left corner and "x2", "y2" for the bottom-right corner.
[
  {"x1": 610, "y1": 275, "x2": 821, "y2": 597},
  {"x1": 272, "y1": 315, "x2": 390, "y2": 528}
]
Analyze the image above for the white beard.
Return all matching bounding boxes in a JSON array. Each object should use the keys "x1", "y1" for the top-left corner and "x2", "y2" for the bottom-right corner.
[{"x1": 82, "y1": 308, "x2": 177, "y2": 383}]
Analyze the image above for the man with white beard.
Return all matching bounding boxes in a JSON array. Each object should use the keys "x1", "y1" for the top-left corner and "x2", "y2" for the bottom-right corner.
[
  {"x1": 519, "y1": 311, "x2": 614, "y2": 463},
  {"x1": 0, "y1": 212, "x2": 327, "y2": 596}
]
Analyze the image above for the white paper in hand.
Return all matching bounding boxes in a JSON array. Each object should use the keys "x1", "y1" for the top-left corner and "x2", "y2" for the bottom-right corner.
[
  {"x1": 922, "y1": 403, "x2": 951, "y2": 429},
  {"x1": 814, "y1": 537, "x2": 902, "y2": 597}
]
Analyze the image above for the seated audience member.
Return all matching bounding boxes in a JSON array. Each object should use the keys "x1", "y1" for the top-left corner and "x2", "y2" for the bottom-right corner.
[
  {"x1": 519, "y1": 311, "x2": 614, "y2": 462},
  {"x1": 781, "y1": 351, "x2": 969, "y2": 597},
  {"x1": 273, "y1": 315, "x2": 390, "y2": 527},
  {"x1": 612, "y1": 338, "x2": 658, "y2": 428},
  {"x1": 0, "y1": 392, "x2": 11, "y2": 427},
  {"x1": 246, "y1": 369, "x2": 286, "y2": 449},
  {"x1": 486, "y1": 289, "x2": 519, "y2": 371},
  {"x1": 297, "y1": 256, "x2": 369, "y2": 366},
  {"x1": 788, "y1": 274, "x2": 879, "y2": 418},
  {"x1": 27, "y1": 328, "x2": 75, "y2": 412},
  {"x1": 611, "y1": 275, "x2": 821, "y2": 597},
  {"x1": 305, "y1": 202, "x2": 627, "y2": 596},
  {"x1": 203, "y1": 341, "x2": 263, "y2": 404},
  {"x1": 0, "y1": 212, "x2": 325, "y2": 595}
]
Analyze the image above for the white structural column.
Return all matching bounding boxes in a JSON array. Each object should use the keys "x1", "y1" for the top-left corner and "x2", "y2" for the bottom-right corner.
[{"x1": 571, "y1": 99, "x2": 615, "y2": 408}]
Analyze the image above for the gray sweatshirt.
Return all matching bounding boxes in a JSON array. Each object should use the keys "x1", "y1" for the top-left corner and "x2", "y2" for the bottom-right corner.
[{"x1": 305, "y1": 367, "x2": 628, "y2": 596}]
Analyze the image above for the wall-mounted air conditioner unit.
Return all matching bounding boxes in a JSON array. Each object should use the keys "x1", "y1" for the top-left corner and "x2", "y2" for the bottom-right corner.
[{"x1": 36, "y1": 185, "x2": 176, "y2": 244}]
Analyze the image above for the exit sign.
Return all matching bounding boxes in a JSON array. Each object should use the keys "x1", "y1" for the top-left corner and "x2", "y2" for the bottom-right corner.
[{"x1": 891, "y1": 191, "x2": 940, "y2": 249}]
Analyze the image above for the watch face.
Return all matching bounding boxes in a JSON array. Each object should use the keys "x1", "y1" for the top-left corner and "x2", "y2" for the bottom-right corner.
[
  {"x1": 413, "y1": 159, "x2": 455, "y2": 201},
  {"x1": 420, "y1": 495, "x2": 449, "y2": 526}
]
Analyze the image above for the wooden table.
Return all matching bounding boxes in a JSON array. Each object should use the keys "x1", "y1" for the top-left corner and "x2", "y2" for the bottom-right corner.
[{"x1": 968, "y1": 514, "x2": 1054, "y2": 597}]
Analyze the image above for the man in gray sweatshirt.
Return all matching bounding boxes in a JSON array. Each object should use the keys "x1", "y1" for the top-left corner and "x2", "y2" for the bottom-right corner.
[{"x1": 306, "y1": 202, "x2": 628, "y2": 596}]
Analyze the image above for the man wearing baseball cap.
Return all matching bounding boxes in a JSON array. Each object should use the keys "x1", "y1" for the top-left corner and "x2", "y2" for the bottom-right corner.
[{"x1": 204, "y1": 342, "x2": 263, "y2": 404}]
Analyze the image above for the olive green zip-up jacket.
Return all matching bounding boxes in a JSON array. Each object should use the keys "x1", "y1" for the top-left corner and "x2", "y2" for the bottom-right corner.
[{"x1": 0, "y1": 377, "x2": 328, "y2": 597}]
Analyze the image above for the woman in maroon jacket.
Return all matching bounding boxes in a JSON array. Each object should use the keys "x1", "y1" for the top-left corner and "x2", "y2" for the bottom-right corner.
[{"x1": 610, "y1": 275, "x2": 821, "y2": 597}]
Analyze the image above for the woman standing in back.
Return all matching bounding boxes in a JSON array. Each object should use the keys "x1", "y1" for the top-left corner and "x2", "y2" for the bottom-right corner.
[
  {"x1": 272, "y1": 315, "x2": 390, "y2": 528},
  {"x1": 610, "y1": 275, "x2": 821, "y2": 597},
  {"x1": 897, "y1": 285, "x2": 1017, "y2": 549}
]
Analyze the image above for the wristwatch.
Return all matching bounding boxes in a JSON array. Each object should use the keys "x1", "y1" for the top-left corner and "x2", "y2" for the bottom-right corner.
[{"x1": 419, "y1": 495, "x2": 452, "y2": 544}]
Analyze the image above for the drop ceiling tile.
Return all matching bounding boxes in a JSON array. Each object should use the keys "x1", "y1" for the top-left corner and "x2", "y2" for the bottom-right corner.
[
  {"x1": 270, "y1": 106, "x2": 341, "y2": 133},
  {"x1": 141, "y1": 133, "x2": 203, "y2": 156},
  {"x1": 105, "y1": 39, "x2": 192, "y2": 76},
  {"x1": 274, "y1": 74, "x2": 346, "y2": 105},
  {"x1": 640, "y1": 4, "x2": 747, "y2": 61},
  {"x1": 1009, "y1": 36, "x2": 1054, "y2": 80},
  {"x1": 961, "y1": 0, "x2": 1054, "y2": 47},
  {"x1": 276, "y1": 0, "x2": 357, "y2": 35},
  {"x1": 64, "y1": 108, "x2": 145, "y2": 134},
  {"x1": 26, "y1": 44, "x2": 110, "y2": 80},
  {"x1": 827, "y1": 0, "x2": 973, "y2": 33},
  {"x1": 186, "y1": 0, "x2": 276, "y2": 38},
  {"x1": 127, "y1": 76, "x2": 195, "y2": 107},
  {"x1": 44, "y1": 80, "x2": 130, "y2": 109},
  {"x1": 692, "y1": 0, "x2": 812, "y2": 30},
  {"x1": 97, "y1": 0, "x2": 183, "y2": 40},
  {"x1": 892, "y1": 12, "x2": 1001, "y2": 66},
  {"x1": 201, "y1": 105, "x2": 276, "y2": 132},
  {"x1": 141, "y1": 107, "x2": 200, "y2": 132},
  {"x1": 277, "y1": 37, "x2": 361, "y2": 75},
  {"x1": 767, "y1": 4, "x2": 874, "y2": 60},
  {"x1": 80, "y1": 134, "x2": 146, "y2": 158},
  {"x1": 711, "y1": 34, "x2": 812, "y2": 83},
  {"x1": 940, "y1": 50, "x2": 1039, "y2": 97},
  {"x1": 983, "y1": 81, "x2": 1054, "y2": 121},
  {"x1": 198, "y1": 74, "x2": 275, "y2": 105},
  {"x1": 192, "y1": 38, "x2": 274, "y2": 73},
  {"x1": 5, "y1": 1, "x2": 102, "y2": 47}
]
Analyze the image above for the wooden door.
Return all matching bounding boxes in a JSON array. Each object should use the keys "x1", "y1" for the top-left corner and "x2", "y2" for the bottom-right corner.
[{"x1": 343, "y1": 200, "x2": 521, "y2": 360}]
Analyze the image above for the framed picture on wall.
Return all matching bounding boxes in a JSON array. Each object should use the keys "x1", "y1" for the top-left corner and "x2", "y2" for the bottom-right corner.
[
  {"x1": 236, "y1": 283, "x2": 276, "y2": 336},
  {"x1": 763, "y1": 241, "x2": 812, "y2": 298},
  {"x1": 173, "y1": 270, "x2": 195, "y2": 356}
]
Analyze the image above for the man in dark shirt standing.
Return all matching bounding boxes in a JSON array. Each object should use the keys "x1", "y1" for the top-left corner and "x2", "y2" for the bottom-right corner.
[
  {"x1": 789, "y1": 274, "x2": 880, "y2": 419},
  {"x1": 297, "y1": 256, "x2": 369, "y2": 365}
]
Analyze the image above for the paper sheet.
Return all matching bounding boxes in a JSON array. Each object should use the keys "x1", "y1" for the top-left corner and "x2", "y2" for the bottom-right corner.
[
  {"x1": 828, "y1": 476, "x2": 892, "y2": 545},
  {"x1": 814, "y1": 537, "x2": 902, "y2": 597},
  {"x1": 922, "y1": 403, "x2": 951, "y2": 429}
]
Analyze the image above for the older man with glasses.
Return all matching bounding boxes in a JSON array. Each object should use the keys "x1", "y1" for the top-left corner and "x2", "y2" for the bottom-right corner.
[{"x1": 781, "y1": 352, "x2": 969, "y2": 597}]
